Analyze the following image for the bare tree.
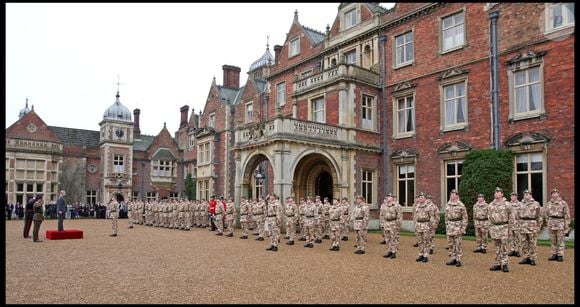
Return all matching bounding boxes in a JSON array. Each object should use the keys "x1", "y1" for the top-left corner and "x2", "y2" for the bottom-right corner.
[{"x1": 60, "y1": 160, "x2": 85, "y2": 203}]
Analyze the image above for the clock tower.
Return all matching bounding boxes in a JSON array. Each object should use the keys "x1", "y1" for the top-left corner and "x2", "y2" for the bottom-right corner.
[{"x1": 99, "y1": 90, "x2": 134, "y2": 204}]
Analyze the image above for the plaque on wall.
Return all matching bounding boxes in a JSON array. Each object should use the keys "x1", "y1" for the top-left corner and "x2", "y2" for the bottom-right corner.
[{"x1": 88, "y1": 164, "x2": 98, "y2": 173}]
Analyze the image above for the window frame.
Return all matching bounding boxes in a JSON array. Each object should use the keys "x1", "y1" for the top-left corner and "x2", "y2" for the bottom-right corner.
[
  {"x1": 245, "y1": 101, "x2": 253, "y2": 124},
  {"x1": 439, "y1": 9, "x2": 467, "y2": 54},
  {"x1": 395, "y1": 163, "x2": 416, "y2": 209},
  {"x1": 361, "y1": 169, "x2": 376, "y2": 207},
  {"x1": 310, "y1": 95, "x2": 326, "y2": 123},
  {"x1": 393, "y1": 30, "x2": 415, "y2": 68},
  {"x1": 514, "y1": 151, "x2": 547, "y2": 205},
  {"x1": 440, "y1": 77, "x2": 469, "y2": 132},
  {"x1": 344, "y1": 7, "x2": 359, "y2": 30},
  {"x1": 443, "y1": 159, "x2": 464, "y2": 203},
  {"x1": 507, "y1": 58, "x2": 546, "y2": 121},
  {"x1": 289, "y1": 36, "x2": 300, "y2": 58},
  {"x1": 544, "y1": 3, "x2": 575, "y2": 34},
  {"x1": 276, "y1": 82, "x2": 286, "y2": 107},
  {"x1": 345, "y1": 49, "x2": 357, "y2": 65},
  {"x1": 392, "y1": 92, "x2": 416, "y2": 139},
  {"x1": 361, "y1": 94, "x2": 376, "y2": 131},
  {"x1": 113, "y1": 154, "x2": 125, "y2": 173},
  {"x1": 208, "y1": 112, "x2": 216, "y2": 129}
]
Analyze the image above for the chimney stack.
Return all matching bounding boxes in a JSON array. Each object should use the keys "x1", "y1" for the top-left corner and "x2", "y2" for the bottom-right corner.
[
  {"x1": 222, "y1": 65, "x2": 241, "y2": 89},
  {"x1": 273, "y1": 45, "x2": 282, "y2": 64},
  {"x1": 133, "y1": 108, "x2": 141, "y2": 135},
  {"x1": 180, "y1": 105, "x2": 189, "y2": 128}
]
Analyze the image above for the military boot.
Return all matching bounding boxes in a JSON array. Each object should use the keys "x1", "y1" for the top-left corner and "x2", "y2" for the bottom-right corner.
[
  {"x1": 266, "y1": 245, "x2": 274, "y2": 250},
  {"x1": 502, "y1": 265, "x2": 509, "y2": 272},
  {"x1": 389, "y1": 252, "x2": 396, "y2": 259},
  {"x1": 548, "y1": 254, "x2": 558, "y2": 261},
  {"x1": 286, "y1": 240, "x2": 294, "y2": 245},
  {"x1": 489, "y1": 264, "x2": 501, "y2": 271},
  {"x1": 271, "y1": 246, "x2": 278, "y2": 251},
  {"x1": 519, "y1": 258, "x2": 531, "y2": 265},
  {"x1": 446, "y1": 259, "x2": 457, "y2": 266},
  {"x1": 557, "y1": 255, "x2": 563, "y2": 262},
  {"x1": 416, "y1": 255, "x2": 424, "y2": 262},
  {"x1": 383, "y1": 251, "x2": 393, "y2": 258},
  {"x1": 380, "y1": 240, "x2": 386, "y2": 245},
  {"x1": 455, "y1": 260, "x2": 462, "y2": 267},
  {"x1": 508, "y1": 251, "x2": 516, "y2": 256},
  {"x1": 529, "y1": 259, "x2": 536, "y2": 266},
  {"x1": 413, "y1": 242, "x2": 419, "y2": 247}
]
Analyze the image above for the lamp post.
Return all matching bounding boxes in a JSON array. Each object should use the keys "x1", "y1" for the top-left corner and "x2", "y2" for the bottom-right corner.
[{"x1": 254, "y1": 168, "x2": 265, "y2": 199}]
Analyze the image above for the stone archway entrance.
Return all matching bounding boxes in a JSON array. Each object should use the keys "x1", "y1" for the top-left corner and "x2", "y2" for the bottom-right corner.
[
  {"x1": 240, "y1": 153, "x2": 273, "y2": 200},
  {"x1": 293, "y1": 154, "x2": 339, "y2": 200},
  {"x1": 116, "y1": 193, "x2": 124, "y2": 203}
]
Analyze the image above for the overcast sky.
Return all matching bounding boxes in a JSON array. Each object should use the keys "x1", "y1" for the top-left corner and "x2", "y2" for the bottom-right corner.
[{"x1": 6, "y1": 3, "x2": 394, "y2": 136}]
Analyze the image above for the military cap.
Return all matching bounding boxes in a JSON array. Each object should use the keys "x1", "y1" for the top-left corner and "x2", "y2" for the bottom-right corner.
[
  {"x1": 342, "y1": 197, "x2": 349, "y2": 201},
  {"x1": 510, "y1": 191, "x2": 518, "y2": 196},
  {"x1": 450, "y1": 189, "x2": 458, "y2": 194},
  {"x1": 219, "y1": 196, "x2": 224, "y2": 199},
  {"x1": 386, "y1": 192, "x2": 395, "y2": 198},
  {"x1": 426, "y1": 194, "x2": 432, "y2": 199},
  {"x1": 477, "y1": 193, "x2": 485, "y2": 198},
  {"x1": 551, "y1": 188, "x2": 560, "y2": 194},
  {"x1": 315, "y1": 195, "x2": 321, "y2": 199},
  {"x1": 417, "y1": 192, "x2": 426, "y2": 198},
  {"x1": 306, "y1": 196, "x2": 313, "y2": 200},
  {"x1": 356, "y1": 195, "x2": 365, "y2": 200},
  {"x1": 494, "y1": 187, "x2": 503, "y2": 193},
  {"x1": 523, "y1": 189, "x2": 531, "y2": 194}
]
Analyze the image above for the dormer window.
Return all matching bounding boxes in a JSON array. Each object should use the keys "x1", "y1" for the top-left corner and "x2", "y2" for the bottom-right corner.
[
  {"x1": 345, "y1": 8, "x2": 358, "y2": 29},
  {"x1": 289, "y1": 37, "x2": 300, "y2": 57},
  {"x1": 208, "y1": 113, "x2": 215, "y2": 128},
  {"x1": 345, "y1": 50, "x2": 357, "y2": 65}
]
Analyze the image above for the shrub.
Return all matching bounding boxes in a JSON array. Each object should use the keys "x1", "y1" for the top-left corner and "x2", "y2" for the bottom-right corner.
[{"x1": 458, "y1": 149, "x2": 514, "y2": 236}]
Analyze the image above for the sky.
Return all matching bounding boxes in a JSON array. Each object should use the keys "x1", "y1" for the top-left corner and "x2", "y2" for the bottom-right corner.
[{"x1": 6, "y1": 3, "x2": 394, "y2": 136}]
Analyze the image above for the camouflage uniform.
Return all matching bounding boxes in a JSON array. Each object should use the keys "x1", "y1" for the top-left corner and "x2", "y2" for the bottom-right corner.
[
  {"x1": 488, "y1": 191, "x2": 514, "y2": 271},
  {"x1": 328, "y1": 199, "x2": 343, "y2": 250},
  {"x1": 445, "y1": 198, "x2": 468, "y2": 265},
  {"x1": 151, "y1": 202, "x2": 158, "y2": 226},
  {"x1": 127, "y1": 202, "x2": 134, "y2": 228},
  {"x1": 545, "y1": 190, "x2": 571, "y2": 260},
  {"x1": 508, "y1": 196, "x2": 522, "y2": 256},
  {"x1": 248, "y1": 200, "x2": 256, "y2": 233},
  {"x1": 254, "y1": 199, "x2": 265, "y2": 240},
  {"x1": 427, "y1": 198, "x2": 440, "y2": 252},
  {"x1": 381, "y1": 196, "x2": 402, "y2": 258},
  {"x1": 225, "y1": 199, "x2": 236, "y2": 237},
  {"x1": 352, "y1": 197, "x2": 370, "y2": 254},
  {"x1": 340, "y1": 199, "x2": 351, "y2": 240},
  {"x1": 518, "y1": 194, "x2": 541, "y2": 263},
  {"x1": 284, "y1": 198, "x2": 298, "y2": 244},
  {"x1": 314, "y1": 199, "x2": 323, "y2": 242},
  {"x1": 177, "y1": 201, "x2": 186, "y2": 230},
  {"x1": 108, "y1": 198, "x2": 119, "y2": 236},
  {"x1": 214, "y1": 200, "x2": 225, "y2": 235},
  {"x1": 473, "y1": 197, "x2": 490, "y2": 252},
  {"x1": 413, "y1": 194, "x2": 435, "y2": 262},
  {"x1": 322, "y1": 199, "x2": 331, "y2": 239},
  {"x1": 265, "y1": 196, "x2": 282, "y2": 250},
  {"x1": 303, "y1": 199, "x2": 318, "y2": 247},
  {"x1": 239, "y1": 199, "x2": 249, "y2": 238},
  {"x1": 298, "y1": 200, "x2": 306, "y2": 240}
]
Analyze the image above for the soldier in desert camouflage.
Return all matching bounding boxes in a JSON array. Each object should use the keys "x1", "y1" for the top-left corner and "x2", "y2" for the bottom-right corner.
[
  {"x1": 108, "y1": 197, "x2": 119, "y2": 237},
  {"x1": 413, "y1": 192, "x2": 435, "y2": 263},
  {"x1": 473, "y1": 193, "x2": 490, "y2": 253},
  {"x1": 444, "y1": 189, "x2": 468, "y2": 267},
  {"x1": 517, "y1": 189, "x2": 541, "y2": 266},
  {"x1": 239, "y1": 197, "x2": 249, "y2": 239},
  {"x1": 265, "y1": 194, "x2": 282, "y2": 252},
  {"x1": 298, "y1": 197, "x2": 307, "y2": 241},
  {"x1": 352, "y1": 195, "x2": 370, "y2": 255},
  {"x1": 284, "y1": 196, "x2": 298, "y2": 245},
  {"x1": 508, "y1": 191, "x2": 522, "y2": 257},
  {"x1": 328, "y1": 198, "x2": 342, "y2": 251},
  {"x1": 426, "y1": 194, "x2": 439, "y2": 254},
  {"x1": 322, "y1": 197, "x2": 331, "y2": 239},
  {"x1": 314, "y1": 196, "x2": 323, "y2": 243},
  {"x1": 303, "y1": 196, "x2": 317, "y2": 248},
  {"x1": 214, "y1": 196, "x2": 225, "y2": 236},
  {"x1": 545, "y1": 188, "x2": 571, "y2": 262},
  {"x1": 381, "y1": 193, "x2": 402, "y2": 259},
  {"x1": 254, "y1": 196, "x2": 265, "y2": 241},
  {"x1": 340, "y1": 197, "x2": 351, "y2": 241},
  {"x1": 127, "y1": 201, "x2": 134, "y2": 229},
  {"x1": 224, "y1": 197, "x2": 236, "y2": 237},
  {"x1": 488, "y1": 187, "x2": 514, "y2": 272}
]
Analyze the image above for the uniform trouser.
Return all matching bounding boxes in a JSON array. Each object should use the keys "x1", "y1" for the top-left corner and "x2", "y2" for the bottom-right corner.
[
  {"x1": 128, "y1": 211, "x2": 133, "y2": 228},
  {"x1": 305, "y1": 221, "x2": 316, "y2": 244},
  {"x1": 520, "y1": 232, "x2": 538, "y2": 260},
  {"x1": 286, "y1": 217, "x2": 296, "y2": 241},
  {"x1": 57, "y1": 212, "x2": 65, "y2": 231},
  {"x1": 342, "y1": 217, "x2": 350, "y2": 238},
  {"x1": 248, "y1": 216, "x2": 254, "y2": 230},
  {"x1": 111, "y1": 213, "x2": 118, "y2": 235},
  {"x1": 384, "y1": 224, "x2": 400, "y2": 253},
  {"x1": 257, "y1": 216, "x2": 265, "y2": 238},
  {"x1": 177, "y1": 212, "x2": 185, "y2": 229},
  {"x1": 509, "y1": 228, "x2": 521, "y2": 252},
  {"x1": 225, "y1": 216, "x2": 234, "y2": 234},
  {"x1": 430, "y1": 227, "x2": 437, "y2": 249},
  {"x1": 416, "y1": 230, "x2": 431, "y2": 257},
  {"x1": 549, "y1": 229, "x2": 565, "y2": 256},
  {"x1": 315, "y1": 219, "x2": 323, "y2": 240},
  {"x1": 171, "y1": 213, "x2": 178, "y2": 228},
  {"x1": 32, "y1": 219, "x2": 43, "y2": 241},
  {"x1": 330, "y1": 221, "x2": 341, "y2": 247},
  {"x1": 323, "y1": 218, "x2": 330, "y2": 237},
  {"x1": 185, "y1": 213, "x2": 191, "y2": 229},
  {"x1": 268, "y1": 218, "x2": 279, "y2": 247},
  {"x1": 240, "y1": 219, "x2": 249, "y2": 236},
  {"x1": 23, "y1": 211, "x2": 34, "y2": 238},
  {"x1": 449, "y1": 235, "x2": 463, "y2": 261},
  {"x1": 493, "y1": 238, "x2": 508, "y2": 265},
  {"x1": 215, "y1": 214, "x2": 224, "y2": 233},
  {"x1": 475, "y1": 225, "x2": 489, "y2": 249},
  {"x1": 355, "y1": 228, "x2": 368, "y2": 251},
  {"x1": 299, "y1": 217, "x2": 306, "y2": 238},
  {"x1": 151, "y1": 213, "x2": 157, "y2": 226}
]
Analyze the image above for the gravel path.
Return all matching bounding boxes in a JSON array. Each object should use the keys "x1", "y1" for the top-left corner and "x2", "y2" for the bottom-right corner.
[{"x1": 5, "y1": 219, "x2": 574, "y2": 304}]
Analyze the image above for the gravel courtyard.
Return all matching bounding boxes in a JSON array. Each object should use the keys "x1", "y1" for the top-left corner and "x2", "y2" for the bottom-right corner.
[{"x1": 5, "y1": 219, "x2": 574, "y2": 304}]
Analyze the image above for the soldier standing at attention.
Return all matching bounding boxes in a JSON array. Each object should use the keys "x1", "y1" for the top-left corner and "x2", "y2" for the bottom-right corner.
[
  {"x1": 208, "y1": 195, "x2": 217, "y2": 231},
  {"x1": 340, "y1": 197, "x2": 351, "y2": 241},
  {"x1": 473, "y1": 193, "x2": 490, "y2": 253},
  {"x1": 328, "y1": 198, "x2": 342, "y2": 251},
  {"x1": 298, "y1": 197, "x2": 307, "y2": 241},
  {"x1": 284, "y1": 196, "x2": 298, "y2": 245},
  {"x1": 224, "y1": 197, "x2": 236, "y2": 237},
  {"x1": 254, "y1": 196, "x2": 266, "y2": 241},
  {"x1": 379, "y1": 197, "x2": 388, "y2": 245},
  {"x1": 265, "y1": 194, "x2": 282, "y2": 251},
  {"x1": 23, "y1": 194, "x2": 38, "y2": 239},
  {"x1": 381, "y1": 193, "x2": 402, "y2": 259},
  {"x1": 444, "y1": 189, "x2": 468, "y2": 267},
  {"x1": 545, "y1": 188, "x2": 571, "y2": 262},
  {"x1": 239, "y1": 197, "x2": 250, "y2": 239},
  {"x1": 108, "y1": 197, "x2": 119, "y2": 237},
  {"x1": 508, "y1": 192, "x2": 522, "y2": 257},
  {"x1": 426, "y1": 194, "x2": 439, "y2": 254},
  {"x1": 518, "y1": 189, "x2": 542, "y2": 266},
  {"x1": 32, "y1": 197, "x2": 45, "y2": 242},
  {"x1": 322, "y1": 197, "x2": 331, "y2": 239},
  {"x1": 214, "y1": 196, "x2": 225, "y2": 236},
  {"x1": 314, "y1": 196, "x2": 323, "y2": 243},
  {"x1": 303, "y1": 196, "x2": 317, "y2": 248},
  {"x1": 488, "y1": 187, "x2": 514, "y2": 272},
  {"x1": 413, "y1": 192, "x2": 434, "y2": 263},
  {"x1": 352, "y1": 195, "x2": 370, "y2": 255},
  {"x1": 248, "y1": 199, "x2": 256, "y2": 234},
  {"x1": 56, "y1": 190, "x2": 66, "y2": 231},
  {"x1": 127, "y1": 201, "x2": 134, "y2": 229}
]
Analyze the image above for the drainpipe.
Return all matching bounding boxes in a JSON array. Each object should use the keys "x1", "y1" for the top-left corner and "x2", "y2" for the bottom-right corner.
[
  {"x1": 489, "y1": 11, "x2": 500, "y2": 150},
  {"x1": 379, "y1": 34, "x2": 388, "y2": 196}
]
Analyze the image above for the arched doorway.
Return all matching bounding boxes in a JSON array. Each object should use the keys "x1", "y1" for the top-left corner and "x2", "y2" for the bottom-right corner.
[
  {"x1": 293, "y1": 153, "x2": 338, "y2": 200},
  {"x1": 315, "y1": 171, "x2": 333, "y2": 201},
  {"x1": 116, "y1": 193, "x2": 124, "y2": 203},
  {"x1": 241, "y1": 153, "x2": 273, "y2": 200}
]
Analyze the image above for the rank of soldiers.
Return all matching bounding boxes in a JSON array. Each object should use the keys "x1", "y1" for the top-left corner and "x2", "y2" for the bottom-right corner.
[{"x1": 119, "y1": 187, "x2": 570, "y2": 272}]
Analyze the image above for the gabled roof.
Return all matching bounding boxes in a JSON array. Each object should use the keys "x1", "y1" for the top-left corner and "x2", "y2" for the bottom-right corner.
[
  {"x1": 133, "y1": 134, "x2": 156, "y2": 151},
  {"x1": 6, "y1": 110, "x2": 62, "y2": 143},
  {"x1": 151, "y1": 148, "x2": 177, "y2": 161},
  {"x1": 232, "y1": 86, "x2": 246, "y2": 105},
  {"x1": 365, "y1": 2, "x2": 388, "y2": 14},
  {"x1": 252, "y1": 79, "x2": 268, "y2": 94},
  {"x1": 302, "y1": 25, "x2": 326, "y2": 46},
  {"x1": 48, "y1": 126, "x2": 100, "y2": 147},
  {"x1": 217, "y1": 86, "x2": 241, "y2": 105}
]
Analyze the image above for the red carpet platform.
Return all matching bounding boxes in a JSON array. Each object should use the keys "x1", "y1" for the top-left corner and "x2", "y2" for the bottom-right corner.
[{"x1": 46, "y1": 229, "x2": 84, "y2": 240}]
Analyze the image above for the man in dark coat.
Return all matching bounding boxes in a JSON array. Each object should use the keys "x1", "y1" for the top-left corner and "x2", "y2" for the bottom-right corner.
[
  {"x1": 23, "y1": 195, "x2": 38, "y2": 238},
  {"x1": 56, "y1": 190, "x2": 67, "y2": 231}
]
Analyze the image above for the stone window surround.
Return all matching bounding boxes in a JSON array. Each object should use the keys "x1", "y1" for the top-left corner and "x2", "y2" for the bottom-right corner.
[{"x1": 438, "y1": 7, "x2": 467, "y2": 55}]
